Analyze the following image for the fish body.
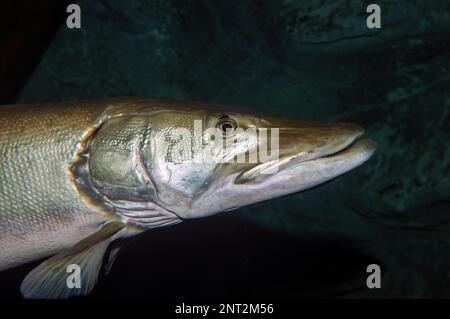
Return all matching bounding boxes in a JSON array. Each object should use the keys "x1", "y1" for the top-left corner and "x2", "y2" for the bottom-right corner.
[
  {"x1": 0, "y1": 101, "x2": 108, "y2": 270},
  {"x1": 0, "y1": 97, "x2": 376, "y2": 298}
]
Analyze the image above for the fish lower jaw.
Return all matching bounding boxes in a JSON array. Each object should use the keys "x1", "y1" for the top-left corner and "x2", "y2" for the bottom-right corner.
[{"x1": 234, "y1": 138, "x2": 376, "y2": 185}]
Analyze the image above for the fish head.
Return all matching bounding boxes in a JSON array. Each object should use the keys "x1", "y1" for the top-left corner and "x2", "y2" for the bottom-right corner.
[{"x1": 136, "y1": 105, "x2": 377, "y2": 219}]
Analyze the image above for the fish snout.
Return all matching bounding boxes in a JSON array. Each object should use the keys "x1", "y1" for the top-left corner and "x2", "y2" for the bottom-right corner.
[{"x1": 276, "y1": 121, "x2": 366, "y2": 159}]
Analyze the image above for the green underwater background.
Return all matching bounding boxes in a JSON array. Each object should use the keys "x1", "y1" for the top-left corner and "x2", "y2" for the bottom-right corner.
[{"x1": 9, "y1": 0, "x2": 450, "y2": 298}]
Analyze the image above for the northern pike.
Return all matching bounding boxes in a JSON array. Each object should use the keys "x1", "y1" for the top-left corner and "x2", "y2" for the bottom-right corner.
[{"x1": 0, "y1": 98, "x2": 376, "y2": 298}]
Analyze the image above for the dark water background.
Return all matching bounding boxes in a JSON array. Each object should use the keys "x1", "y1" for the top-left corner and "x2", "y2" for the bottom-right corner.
[{"x1": 1, "y1": 0, "x2": 449, "y2": 298}]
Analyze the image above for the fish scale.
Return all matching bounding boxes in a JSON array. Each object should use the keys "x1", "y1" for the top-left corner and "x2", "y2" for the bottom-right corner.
[{"x1": 0, "y1": 102, "x2": 107, "y2": 270}]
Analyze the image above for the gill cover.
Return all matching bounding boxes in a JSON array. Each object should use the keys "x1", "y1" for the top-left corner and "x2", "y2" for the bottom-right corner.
[{"x1": 69, "y1": 114, "x2": 182, "y2": 229}]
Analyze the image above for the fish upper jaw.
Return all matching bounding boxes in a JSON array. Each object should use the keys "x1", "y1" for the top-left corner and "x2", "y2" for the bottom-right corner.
[{"x1": 234, "y1": 123, "x2": 372, "y2": 185}]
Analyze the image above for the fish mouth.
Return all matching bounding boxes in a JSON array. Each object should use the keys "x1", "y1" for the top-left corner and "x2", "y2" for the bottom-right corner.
[
  {"x1": 235, "y1": 127, "x2": 376, "y2": 184},
  {"x1": 319, "y1": 134, "x2": 370, "y2": 159},
  {"x1": 317, "y1": 137, "x2": 377, "y2": 161}
]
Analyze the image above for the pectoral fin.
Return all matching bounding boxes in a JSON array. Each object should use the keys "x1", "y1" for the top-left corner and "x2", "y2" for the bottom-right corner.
[
  {"x1": 111, "y1": 200, "x2": 182, "y2": 229},
  {"x1": 20, "y1": 221, "x2": 127, "y2": 299}
]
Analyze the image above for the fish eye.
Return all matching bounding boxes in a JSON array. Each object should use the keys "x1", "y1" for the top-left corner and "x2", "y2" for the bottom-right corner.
[{"x1": 216, "y1": 115, "x2": 238, "y2": 137}]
